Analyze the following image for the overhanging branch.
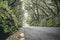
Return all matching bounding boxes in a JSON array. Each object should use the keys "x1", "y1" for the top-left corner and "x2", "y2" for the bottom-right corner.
[{"x1": 42, "y1": 1, "x2": 56, "y2": 16}]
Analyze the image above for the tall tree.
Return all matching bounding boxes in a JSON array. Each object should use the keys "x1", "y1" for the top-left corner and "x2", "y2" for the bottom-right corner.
[{"x1": 25, "y1": 0, "x2": 60, "y2": 27}]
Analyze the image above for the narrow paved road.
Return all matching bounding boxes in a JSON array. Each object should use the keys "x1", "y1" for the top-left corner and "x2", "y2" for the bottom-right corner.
[{"x1": 23, "y1": 27, "x2": 60, "y2": 40}]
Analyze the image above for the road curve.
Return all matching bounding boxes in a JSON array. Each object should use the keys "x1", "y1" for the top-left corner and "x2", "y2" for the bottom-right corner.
[{"x1": 23, "y1": 27, "x2": 60, "y2": 40}]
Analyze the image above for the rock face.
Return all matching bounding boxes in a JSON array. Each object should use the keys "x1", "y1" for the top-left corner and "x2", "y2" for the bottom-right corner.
[
  {"x1": 23, "y1": 27, "x2": 60, "y2": 40},
  {"x1": 6, "y1": 28, "x2": 25, "y2": 40}
]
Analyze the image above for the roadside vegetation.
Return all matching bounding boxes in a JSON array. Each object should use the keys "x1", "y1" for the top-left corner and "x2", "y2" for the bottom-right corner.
[{"x1": 0, "y1": 0, "x2": 23, "y2": 40}]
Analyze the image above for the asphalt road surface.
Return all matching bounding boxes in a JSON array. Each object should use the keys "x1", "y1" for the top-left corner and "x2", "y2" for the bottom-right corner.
[{"x1": 23, "y1": 27, "x2": 60, "y2": 40}]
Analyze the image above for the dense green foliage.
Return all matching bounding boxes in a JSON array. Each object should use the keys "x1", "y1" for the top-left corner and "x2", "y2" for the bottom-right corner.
[
  {"x1": 0, "y1": 0, "x2": 23, "y2": 40},
  {"x1": 24, "y1": 0, "x2": 60, "y2": 27}
]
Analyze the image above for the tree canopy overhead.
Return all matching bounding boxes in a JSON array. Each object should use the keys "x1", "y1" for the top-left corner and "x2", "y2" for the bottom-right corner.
[{"x1": 24, "y1": 0, "x2": 60, "y2": 27}]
